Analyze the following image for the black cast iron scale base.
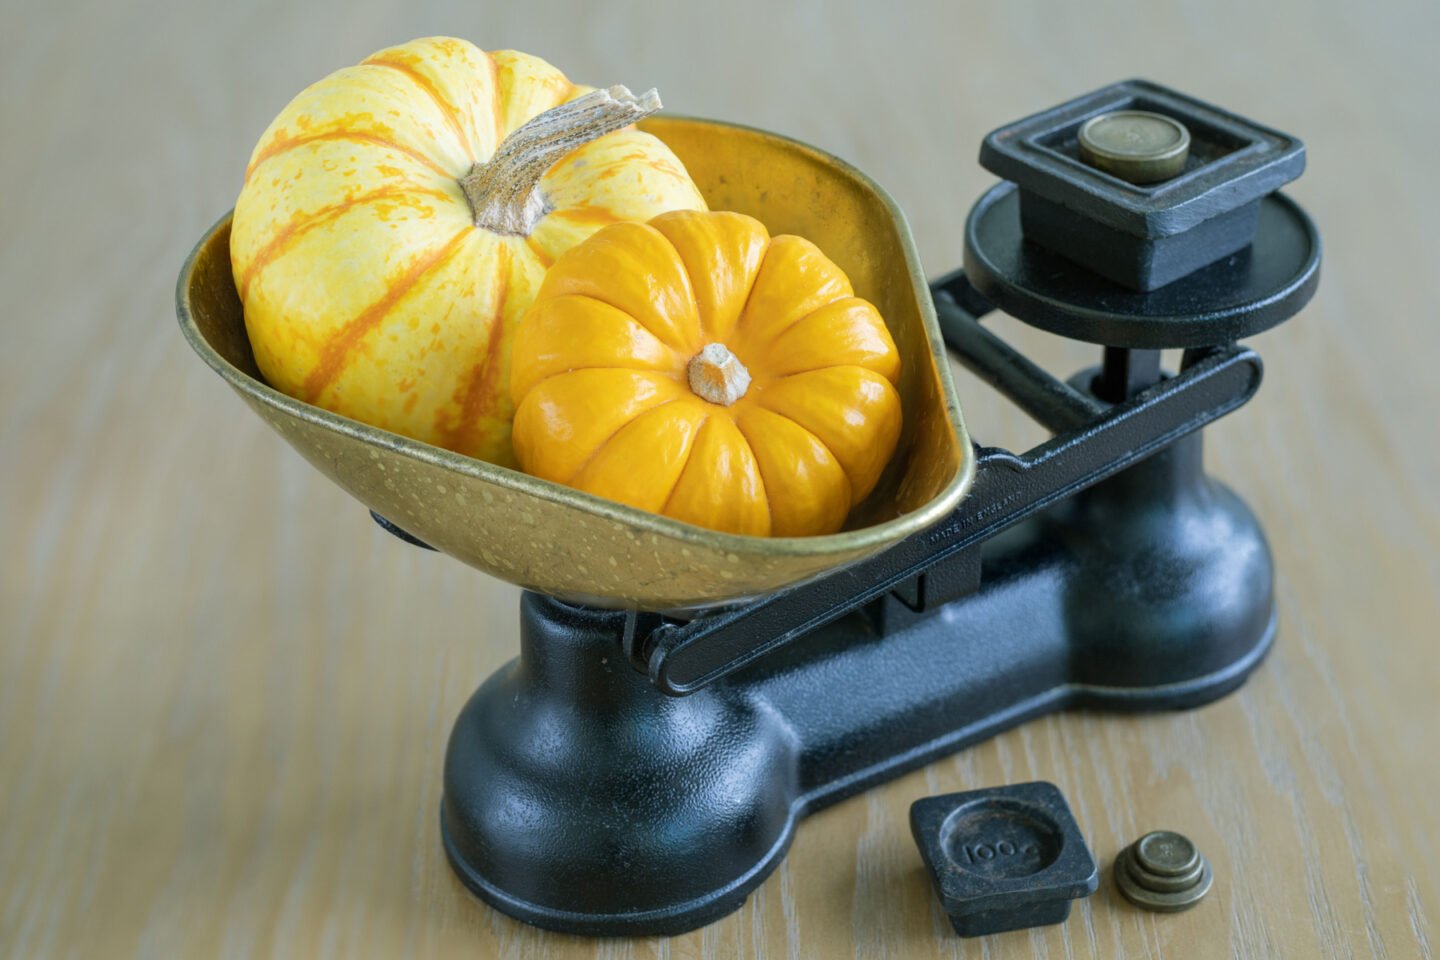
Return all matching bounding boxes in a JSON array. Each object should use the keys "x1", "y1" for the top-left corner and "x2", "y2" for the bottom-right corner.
[
  {"x1": 378, "y1": 84, "x2": 1321, "y2": 936},
  {"x1": 437, "y1": 434, "x2": 1277, "y2": 936}
]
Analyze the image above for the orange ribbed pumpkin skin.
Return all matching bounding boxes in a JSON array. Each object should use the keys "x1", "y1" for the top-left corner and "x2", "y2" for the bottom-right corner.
[
  {"x1": 230, "y1": 37, "x2": 706, "y2": 466},
  {"x1": 509, "y1": 210, "x2": 903, "y2": 537}
]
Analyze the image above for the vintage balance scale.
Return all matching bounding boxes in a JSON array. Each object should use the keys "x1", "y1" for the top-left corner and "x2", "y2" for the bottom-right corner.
[{"x1": 178, "y1": 80, "x2": 1318, "y2": 936}]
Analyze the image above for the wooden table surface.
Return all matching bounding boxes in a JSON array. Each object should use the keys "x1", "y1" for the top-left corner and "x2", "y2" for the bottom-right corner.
[{"x1": 3, "y1": 1, "x2": 1437, "y2": 957}]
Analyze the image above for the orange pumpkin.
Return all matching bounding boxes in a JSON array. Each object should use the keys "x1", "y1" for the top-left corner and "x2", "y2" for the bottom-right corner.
[
  {"x1": 230, "y1": 37, "x2": 706, "y2": 466},
  {"x1": 509, "y1": 209, "x2": 903, "y2": 537}
]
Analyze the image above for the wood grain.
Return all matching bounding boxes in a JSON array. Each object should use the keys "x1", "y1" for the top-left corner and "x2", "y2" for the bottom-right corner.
[{"x1": 2, "y1": 0, "x2": 1437, "y2": 957}]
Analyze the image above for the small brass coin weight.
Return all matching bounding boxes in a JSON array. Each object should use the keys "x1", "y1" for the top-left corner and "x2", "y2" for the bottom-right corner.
[
  {"x1": 1115, "y1": 830, "x2": 1213, "y2": 911},
  {"x1": 1078, "y1": 111, "x2": 1192, "y2": 184}
]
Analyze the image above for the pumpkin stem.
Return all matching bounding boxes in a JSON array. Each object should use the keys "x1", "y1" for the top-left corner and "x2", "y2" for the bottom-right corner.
[
  {"x1": 688, "y1": 343, "x2": 752, "y2": 406},
  {"x1": 461, "y1": 84, "x2": 662, "y2": 237}
]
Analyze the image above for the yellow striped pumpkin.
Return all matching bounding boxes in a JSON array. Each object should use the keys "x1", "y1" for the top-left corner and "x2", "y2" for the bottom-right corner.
[{"x1": 231, "y1": 37, "x2": 706, "y2": 465}]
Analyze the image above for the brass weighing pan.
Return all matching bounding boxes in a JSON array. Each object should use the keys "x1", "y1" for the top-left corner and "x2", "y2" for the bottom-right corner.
[{"x1": 177, "y1": 117, "x2": 974, "y2": 611}]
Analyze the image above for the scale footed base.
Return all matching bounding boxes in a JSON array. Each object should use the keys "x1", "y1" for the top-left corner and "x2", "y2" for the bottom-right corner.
[{"x1": 439, "y1": 435, "x2": 1273, "y2": 936}]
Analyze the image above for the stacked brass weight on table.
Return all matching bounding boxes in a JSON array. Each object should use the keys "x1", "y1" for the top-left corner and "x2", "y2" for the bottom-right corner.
[{"x1": 1115, "y1": 831, "x2": 1213, "y2": 911}]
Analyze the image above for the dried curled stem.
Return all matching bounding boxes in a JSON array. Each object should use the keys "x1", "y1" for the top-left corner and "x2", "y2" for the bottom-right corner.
[{"x1": 461, "y1": 84, "x2": 662, "y2": 237}]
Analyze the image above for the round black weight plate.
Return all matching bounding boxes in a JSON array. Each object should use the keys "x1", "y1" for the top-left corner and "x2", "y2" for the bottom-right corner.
[{"x1": 962, "y1": 183, "x2": 1321, "y2": 349}]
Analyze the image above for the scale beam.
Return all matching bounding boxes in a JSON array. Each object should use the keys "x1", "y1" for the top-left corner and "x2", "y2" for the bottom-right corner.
[{"x1": 630, "y1": 284, "x2": 1264, "y2": 695}]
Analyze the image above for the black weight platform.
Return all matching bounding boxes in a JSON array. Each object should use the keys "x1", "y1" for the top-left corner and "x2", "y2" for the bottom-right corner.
[{"x1": 964, "y1": 183, "x2": 1320, "y2": 348}]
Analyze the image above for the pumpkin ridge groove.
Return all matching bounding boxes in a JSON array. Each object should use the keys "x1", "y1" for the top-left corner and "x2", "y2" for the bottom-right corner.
[
  {"x1": 772, "y1": 362, "x2": 900, "y2": 388},
  {"x1": 238, "y1": 185, "x2": 454, "y2": 300},
  {"x1": 524, "y1": 236, "x2": 554, "y2": 268},
  {"x1": 735, "y1": 292, "x2": 854, "y2": 358},
  {"x1": 362, "y1": 56, "x2": 477, "y2": 160},
  {"x1": 300, "y1": 228, "x2": 472, "y2": 402},
  {"x1": 548, "y1": 294, "x2": 679, "y2": 353},
  {"x1": 543, "y1": 223, "x2": 696, "y2": 354},
  {"x1": 725, "y1": 418, "x2": 775, "y2": 536},
  {"x1": 657, "y1": 414, "x2": 710, "y2": 517},
  {"x1": 439, "y1": 243, "x2": 511, "y2": 452},
  {"x1": 563, "y1": 394, "x2": 683, "y2": 486},
  {"x1": 545, "y1": 203, "x2": 622, "y2": 228},
  {"x1": 739, "y1": 407, "x2": 855, "y2": 509},
  {"x1": 485, "y1": 53, "x2": 504, "y2": 151},
  {"x1": 640, "y1": 220, "x2": 703, "y2": 349},
  {"x1": 748, "y1": 428, "x2": 774, "y2": 536},
  {"x1": 517, "y1": 294, "x2": 680, "y2": 384},
  {"x1": 717, "y1": 234, "x2": 770, "y2": 345},
  {"x1": 551, "y1": 281, "x2": 688, "y2": 354},
  {"x1": 245, "y1": 131, "x2": 453, "y2": 183},
  {"x1": 519, "y1": 365, "x2": 685, "y2": 398}
]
